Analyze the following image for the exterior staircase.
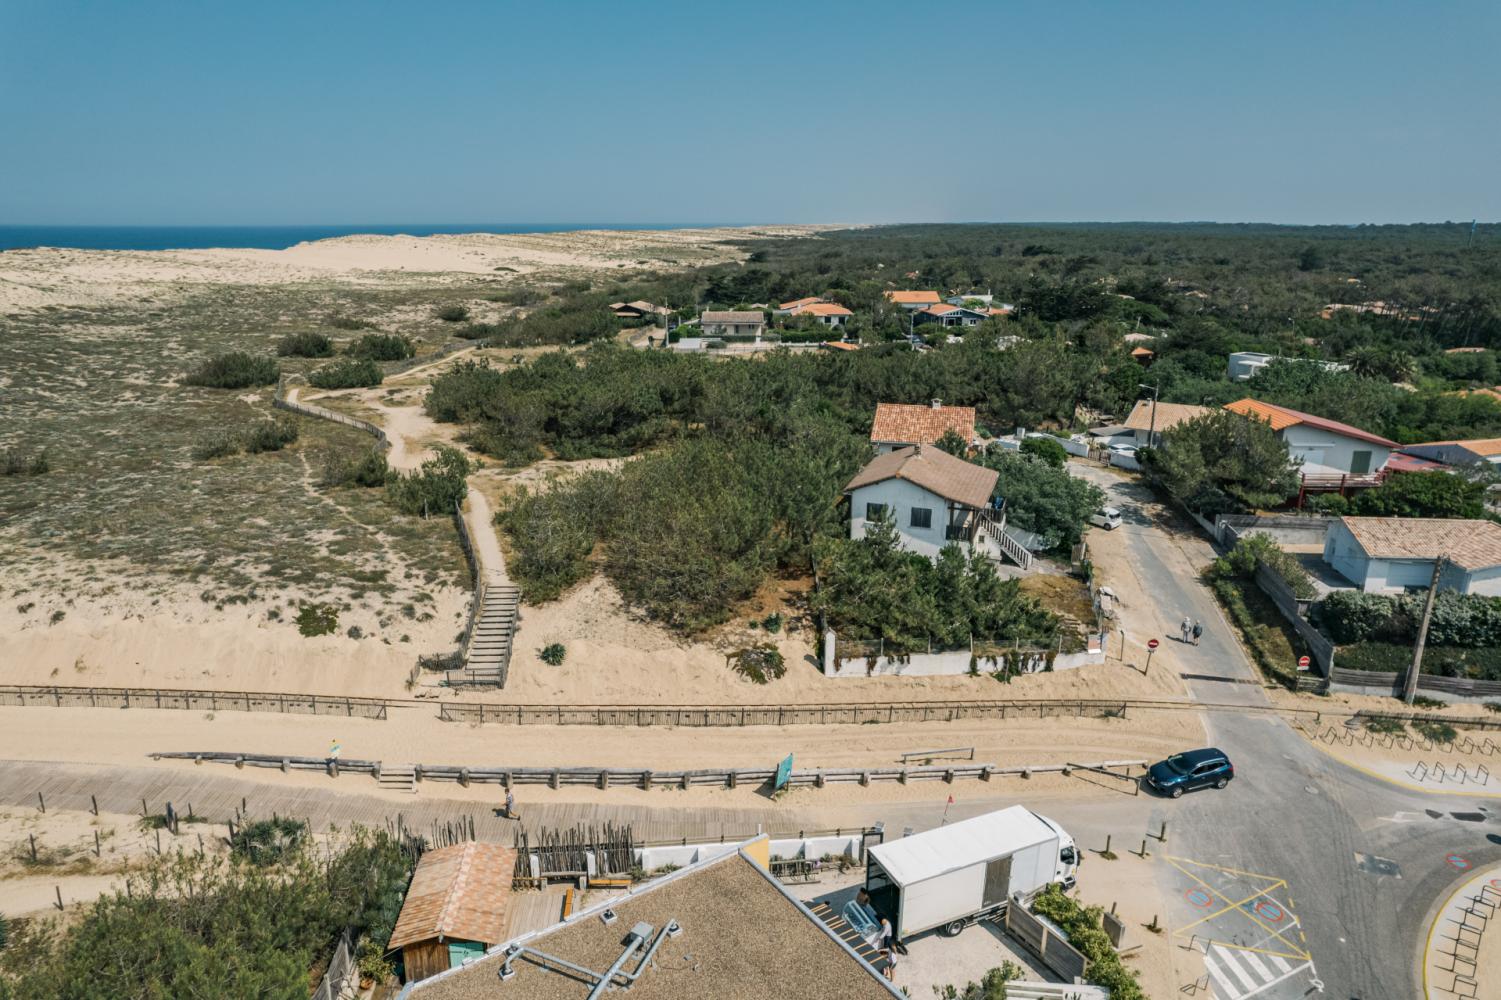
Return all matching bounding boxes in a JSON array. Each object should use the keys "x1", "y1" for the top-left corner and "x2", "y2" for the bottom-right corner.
[
  {"x1": 377, "y1": 762, "x2": 417, "y2": 794},
  {"x1": 976, "y1": 507, "x2": 1034, "y2": 571},
  {"x1": 447, "y1": 579, "x2": 520, "y2": 687},
  {"x1": 808, "y1": 901, "x2": 888, "y2": 973}
]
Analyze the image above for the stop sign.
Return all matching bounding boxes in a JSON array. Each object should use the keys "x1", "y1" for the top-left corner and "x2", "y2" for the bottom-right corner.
[
  {"x1": 1298, "y1": 655, "x2": 1311, "y2": 669},
  {"x1": 1147, "y1": 639, "x2": 1159, "y2": 650}
]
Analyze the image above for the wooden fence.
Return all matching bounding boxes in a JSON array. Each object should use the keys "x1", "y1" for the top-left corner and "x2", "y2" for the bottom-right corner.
[
  {"x1": 153, "y1": 750, "x2": 1144, "y2": 792},
  {"x1": 1005, "y1": 904, "x2": 1090, "y2": 983},
  {"x1": 0, "y1": 685, "x2": 390, "y2": 720},
  {"x1": 1327, "y1": 668, "x2": 1501, "y2": 700},
  {"x1": 310, "y1": 928, "x2": 355, "y2": 1000},
  {"x1": 272, "y1": 378, "x2": 390, "y2": 450},
  {"x1": 436, "y1": 699, "x2": 1136, "y2": 727}
]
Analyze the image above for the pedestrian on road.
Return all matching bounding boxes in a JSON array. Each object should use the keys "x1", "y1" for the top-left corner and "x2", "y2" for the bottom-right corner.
[
  {"x1": 1192, "y1": 620, "x2": 1203, "y2": 646},
  {"x1": 1180, "y1": 617, "x2": 1191, "y2": 643}
]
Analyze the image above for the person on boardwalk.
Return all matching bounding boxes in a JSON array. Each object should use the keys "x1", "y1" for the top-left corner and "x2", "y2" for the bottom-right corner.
[
  {"x1": 504, "y1": 789, "x2": 518, "y2": 821},
  {"x1": 1192, "y1": 620, "x2": 1203, "y2": 646},
  {"x1": 1180, "y1": 617, "x2": 1192, "y2": 643}
]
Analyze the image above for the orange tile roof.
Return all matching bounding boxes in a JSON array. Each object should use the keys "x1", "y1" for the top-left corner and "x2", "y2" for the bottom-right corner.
[
  {"x1": 1405, "y1": 437, "x2": 1501, "y2": 458},
  {"x1": 884, "y1": 290, "x2": 942, "y2": 305},
  {"x1": 779, "y1": 296, "x2": 824, "y2": 311},
  {"x1": 1339, "y1": 517, "x2": 1501, "y2": 571},
  {"x1": 869, "y1": 402, "x2": 976, "y2": 446},
  {"x1": 388, "y1": 842, "x2": 517, "y2": 950},
  {"x1": 920, "y1": 304, "x2": 961, "y2": 315},
  {"x1": 1446, "y1": 347, "x2": 1488, "y2": 354},
  {"x1": 845, "y1": 445, "x2": 998, "y2": 509},
  {"x1": 1131, "y1": 346, "x2": 1155, "y2": 357},
  {"x1": 801, "y1": 302, "x2": 852, "y2": 316},
  {"x1": 822, "y1": 340, "x2": 859, "y2": 351},
  {"x1": 1224, "y1": 398, "x2": 1396, "y2": 447}
]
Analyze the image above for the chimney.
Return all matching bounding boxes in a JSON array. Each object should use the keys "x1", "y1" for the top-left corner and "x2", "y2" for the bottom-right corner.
[
  {"x1": 931, "y1": 399, "x2": 942, "y2": 410},
  {"x1": 914, "y1": 442, "x2": 924, "y2": 455}
]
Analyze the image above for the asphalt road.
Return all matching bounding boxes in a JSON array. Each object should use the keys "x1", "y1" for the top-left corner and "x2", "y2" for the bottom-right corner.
[{"x1": 1075, "y1": 463, "x2": 1501, "y2": 999}]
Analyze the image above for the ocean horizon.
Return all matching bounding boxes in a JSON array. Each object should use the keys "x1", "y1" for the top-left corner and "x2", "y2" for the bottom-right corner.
[{"x1": 0, "y1": 222, "x2": 736, "y2": 253}]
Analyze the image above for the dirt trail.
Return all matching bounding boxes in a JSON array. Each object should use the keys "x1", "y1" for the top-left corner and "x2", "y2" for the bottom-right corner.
[{"x1": 465, "y1": 489, "x2": 509, "y2": 585}]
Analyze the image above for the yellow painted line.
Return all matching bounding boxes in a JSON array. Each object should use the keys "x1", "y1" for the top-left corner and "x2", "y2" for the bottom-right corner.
[
  {"x1": 1166, "y1": 855, "x2": 1289, "y2": 884},
  {"x1": 1301, "y1": 736, "x2": 1501, "y2": 799},
  {"x1": 1166, "y1": 856, "x2": 1309, "y2": 960},
  {"x1": 1176, "y1": 883, "x2": 1286, "y2": 935}
]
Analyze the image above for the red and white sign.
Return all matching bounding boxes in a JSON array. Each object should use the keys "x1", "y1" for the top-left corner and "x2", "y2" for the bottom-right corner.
[
  {"x1": 1147, "y1": 639, "x2": 1160, "y2": 651},
  {"x1": 1298, "y1": 655, "x2": 1311, "y2": 670}
]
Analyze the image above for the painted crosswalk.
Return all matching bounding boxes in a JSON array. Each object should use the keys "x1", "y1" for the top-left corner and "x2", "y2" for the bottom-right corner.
[{"x1": 1204, "y1": 943, "x2": 1312, "y2": 999}]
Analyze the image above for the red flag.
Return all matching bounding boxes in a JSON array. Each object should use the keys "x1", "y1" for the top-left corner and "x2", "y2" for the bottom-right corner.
[{"x1": 947, "y1": 795, "x2": 954, "y2": 805}]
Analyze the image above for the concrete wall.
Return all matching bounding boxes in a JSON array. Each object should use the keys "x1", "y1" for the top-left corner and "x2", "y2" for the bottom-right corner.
[
  {"x1": 1323, "y1": 520, "x2": 1374, "y2": 589},
  {"x1": 1281, "y1": 424, "x2": 1392, "y2": 476},
  {"x1": 1467, "y1": 566, "x2": 1501, "y2": 596},
  {"x1": 1109, "y1": 451, "x2": 1141, "y2": 471},
  {"x1": 635, "y1": 834, "x2": 863, "y2": 872},
  {"x1": 849, "y1": 479, "x2": 964, "y2": 560},
  {"x1": 1220, "y1": 514, "x2": 1333, "y2": 549},
  {"x1": 821, "y1": 634, "x2": 1105, "y2": 678}
]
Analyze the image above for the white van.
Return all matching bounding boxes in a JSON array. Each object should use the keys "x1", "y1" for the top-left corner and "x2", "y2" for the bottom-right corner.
[{"x1": 1089, "y1": 507, "x2": 1122, "y2": 530}]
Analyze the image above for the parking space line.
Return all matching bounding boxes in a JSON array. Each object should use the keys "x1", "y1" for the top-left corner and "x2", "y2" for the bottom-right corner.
[
  {"x1": 1215, "y1": 946, "x2": 1262, "y2": 992},
  {"x1": 1204, "y1": 952, "x2": 1240, "y2": 998}
]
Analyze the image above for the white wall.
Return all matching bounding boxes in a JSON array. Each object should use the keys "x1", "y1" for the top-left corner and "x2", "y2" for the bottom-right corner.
[
  {"x1": 1372, "y1": 558, "x2": 1439, "y2": 591},
  {"x1": 1466, "y1": 566, "x2": 1501, "y2": 596},
  {"x1": 849, "y1": 479, "x2": 959, "y2": 559},
  {"x1": 1281, "y1": 425, "x2": 1391, "y2": 476},
  {"x1": 1323, "y1": 520, "x2": 1375, "y2": 588}
]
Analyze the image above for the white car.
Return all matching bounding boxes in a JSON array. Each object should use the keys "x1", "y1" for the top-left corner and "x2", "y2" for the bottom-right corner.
[{"x1": 1089, "y1": 507, "x2": 1123, "y2": 530}]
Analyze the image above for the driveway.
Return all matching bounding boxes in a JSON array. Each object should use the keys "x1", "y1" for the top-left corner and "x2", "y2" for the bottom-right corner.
[{"x1": 1069, "y1": 461, "x2": 1501, "y2": 997}]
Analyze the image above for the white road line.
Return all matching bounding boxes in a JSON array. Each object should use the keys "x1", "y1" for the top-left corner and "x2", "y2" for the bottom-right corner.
[
  {"x1": 1268, "y1": 953, "x2": 1291, "y2": 974},
  {"x1": 1238, "y1": 960, "x2": 1314, "y2": 999},
  {"x1": 1214, "y1": 946, "x2": 1262, "y2": 992},
  {"x1": 1241, "y1": 949, "x2": 1273, "y2": 980},
  {"x1": 1204, "y1": 953, "x2": 1240, "y2": 998}
]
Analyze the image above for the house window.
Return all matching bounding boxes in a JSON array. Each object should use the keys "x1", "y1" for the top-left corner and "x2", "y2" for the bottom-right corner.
[
  {"x1": 865, "y1": 503, "x2": 888, "y2": 522},
  {"x1": 1350, "y1": 450, "x2": 1372, "y2": 474},
  {"x1": 910, "y1": 507, "x2": 933, "y2": 530}
]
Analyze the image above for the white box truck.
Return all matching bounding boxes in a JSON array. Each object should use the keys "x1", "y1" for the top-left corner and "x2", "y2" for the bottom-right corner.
[{"x1": 862, "y1": 806, "x2": 1078, "y2": 940}]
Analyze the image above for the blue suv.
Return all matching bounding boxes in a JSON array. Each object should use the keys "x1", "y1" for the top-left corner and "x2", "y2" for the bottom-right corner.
[{"x1": 1146, "y1": 748, "x2": 1234, "y2": 798}]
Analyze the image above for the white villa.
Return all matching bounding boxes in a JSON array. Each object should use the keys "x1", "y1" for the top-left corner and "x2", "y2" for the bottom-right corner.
[
  {"x1": 843, "y1": 445, "x2": 1030, "y2": 567},
  {"x1": 1225, "y1": 398, "x2": 1396, "y2": 480},
  {"x1": 1324, "y1": 517, "x2": 1501, "y2": 596},
  {"x1": 1227, "y1": 352, "x2": 1349, "y2": 382},
  {"x1": 700, "y1": 310, "x2": 766, "y2": 340}
]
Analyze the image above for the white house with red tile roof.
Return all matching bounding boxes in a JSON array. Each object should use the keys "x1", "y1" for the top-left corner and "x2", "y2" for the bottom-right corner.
[
  {"x1": 869, "y1": 401, "x2": 977, "y2": 453},
  {"x1": 914, "y1": 303, "x2": 987, "y2": 327},
  {"x1": 781, "y1": 300, "x2": 852, "y2": 327},
  {"x1": 774, "y1": 296, "x2": 826, "y2": 314},
  {"x1": 1224, "y1": 398, "x2": 1396, "y2": 478}
]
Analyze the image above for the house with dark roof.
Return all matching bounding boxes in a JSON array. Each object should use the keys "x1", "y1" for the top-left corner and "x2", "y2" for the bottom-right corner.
[
  {"x1": 870, "y1": 401, "x2": 977, "y2": 454},
  {"x1": 913, "y1": 303, "x2": 987, "y2": 327},
  {"x1": 1224, "y1": 398, "x2": 1397, "y2": 482},
  {"x1": 609, "y1": 301, "x2": 669, "y2": 322},
  {"x1": 699, "y1": 310, "x2": 766, "y2": 340},
  {"x1": 1323, "y1": 517, "x2": 1501, "y2": 595},
  {"x1": 1400, "y1": 438, "x2": 1501, "y2": 469},
  {"x1": 389, "y1": 842, "x2": 518, "y2": 982},
  {"x1": 399, "y1": 837, "x2": 901, "y2": 1000},
  {"x1": 844, "y1": 445, "x2": 1028, "y2": 566}
]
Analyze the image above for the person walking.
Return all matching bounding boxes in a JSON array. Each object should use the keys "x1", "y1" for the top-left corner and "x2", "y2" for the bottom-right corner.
[
  {"x1": 1191, "y1": 620, "x2": 1203, "y2": 646},
  {"x1": 1180, "y1": 617, "x2": 1192, "y2": 644},
  {"x1": 504, "y1": 789, "x2": 518, "y2": 821}
]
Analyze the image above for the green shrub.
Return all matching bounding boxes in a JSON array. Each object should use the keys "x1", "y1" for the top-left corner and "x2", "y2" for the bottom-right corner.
[
  {"x1": 1336, "y1": 642, "x2": 1501, "y2": 680},
  {"x1": 727, "y1": 643, "x2": 786, "y2": 684},
  {"x1": 1486, "y1": 701, "x2": 1501, "y2": 714},
  {"x1": 435, "y1": 304, "x2": 470, "y2": 323},
  {"x1": 1411, "y1": 694, "x2": 1446, "y2": 710},
  {"x1": 485, "y1": 285, "x2": 543, "y2": 305},
  {"x1": 1209, "y1": 533, "x2": 1316, "y2": 600},
  {"x1": 182, "y1": 352, "x2": 279, "y2": 389},
  {"x1": 762, "y1": 612, "x2": 783, "y2": 634},
  {"x1": 275, "y1": 331, "x2": 333, "y2": 357},
  {"x1": 327, "y1": 314, "x2": 375, "y2": 330},
  {"x1": 348, "y1": 333, "x2": 415, "y2": 361},
  {"x1": 1209, "y1": 577, "x2": 1301, "y2": 686},
  {"x1": 309, "y1": 357, "x2": 384, "y2": 389},
  {"x1": 320, "y1": 448, "x2": 389, "y2": 488},
  {"x1": 229, "y1": 816, "x2": 307, "y2": 865},
  {"x1": 1319, "y1": 590, "x2": 1501, "y2": 648},
  {"x1": 539, "y1": 642, "x2": 566, "y2": 666},
  {"x1": 295, "y1": 603, "x2": 339, "y2": 637},
  {"x1": 386, "y1": 446, "x2": 471, "y2": 517},
  {"x1": 1365, "y1": 717, "x2": 1405, "y2": 735},
  {"x1": 192, "y1": 433, "x2": 240, "y2": 461},
  {"x1": 1414, "y1": 720, "x2": 1458, "y2": 743},
  {"x1": 1305, "y1": 493, "x2": 1350, "y2": 516},
  {"x1": 240, "y1": 418, "x2": 299, "y2": 454},
  {"x1": 2, "y1": 448, "x2": 51, "y2": 476},
  {"x1": 453, "y1": 322, "x2": 499, "y2": 341},
  {"x1": 498, "y1": 471, "x2": 619, "y2": 602},
  {"x1": 1020, "y1": 435, "x2": 1069, "y2": 468},
  {"x1": 1317, "y1": 590, "x2": 1398, "y2": 643},
  {"x1": 1031, "y1": 884, "x2": 1146, "y2": 1000}
]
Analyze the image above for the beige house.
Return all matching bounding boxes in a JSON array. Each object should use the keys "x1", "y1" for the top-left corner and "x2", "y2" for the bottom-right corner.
[
  {"x1": 700, "y1": 310, "x2": 766, "y2": 340},
  {"x1": 1123, "y1": 400, "x2": 1212, "y2": 447}
]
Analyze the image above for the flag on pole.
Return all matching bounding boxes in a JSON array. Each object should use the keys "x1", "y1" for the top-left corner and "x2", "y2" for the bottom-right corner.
[{"x1": 329, "y1": 739, "x2": 342, "y2": 759}]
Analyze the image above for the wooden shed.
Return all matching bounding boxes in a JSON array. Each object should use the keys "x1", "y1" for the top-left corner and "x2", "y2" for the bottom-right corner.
[{"x1": 388, "y1": 842, "x2": 516, "y2": 983}]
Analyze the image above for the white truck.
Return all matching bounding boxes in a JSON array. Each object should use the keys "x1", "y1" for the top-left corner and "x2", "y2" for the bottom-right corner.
[{"x1": 860, "y1": 805, "x2": 1078, "y2": 940}]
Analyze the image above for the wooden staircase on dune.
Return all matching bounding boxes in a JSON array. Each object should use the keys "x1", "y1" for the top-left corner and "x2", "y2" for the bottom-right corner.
[{"x1": 447, "y1": 579, "x2": 520, "y2": 687}]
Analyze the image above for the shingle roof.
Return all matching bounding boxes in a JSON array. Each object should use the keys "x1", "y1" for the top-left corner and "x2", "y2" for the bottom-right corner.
[
  {"x1": 1339, "y1": 517, "x2": 1501, "y2": 572},
  {"x1": 701, "y1": 310, "x2": 764, "y2": 324},
  {"x1": 845, "y1": 445, "x2": 998, "y2": 508},
  {"x1": 409, "y1": 847, "x2": 899, "y2": 1000},
  {"x1": 884, "y1": 290, "x2": 942, "y2": 305},
  {"x1": 1224, "y1": 398, "x2": 1397, "y2": 448},
  {"x1": 869, "y1": 402, "x2": 977, "y2": 446},
  {"x1": 387, "y1": 842, "x2": 517, "y2": 950},
  {"x1": 1123, "y1": 400, "x2": 1212, "y2": 433}
]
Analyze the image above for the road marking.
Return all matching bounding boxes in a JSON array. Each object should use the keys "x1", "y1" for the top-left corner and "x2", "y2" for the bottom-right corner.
[
  {"x1": 1205, "y1": 944, "x2": 1315, "y2": 999},
  {"x1": 1168, "y1": 856, "x2": 1311, "y2": 961}
]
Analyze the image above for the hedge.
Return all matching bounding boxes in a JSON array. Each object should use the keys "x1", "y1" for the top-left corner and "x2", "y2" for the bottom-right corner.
[
  {"x1": 1336, "y1": 641, "x2": 1501, "y2": 680},
  {"x1": 1319, "y1": 590, "x2": 1501, "y2": 648}
]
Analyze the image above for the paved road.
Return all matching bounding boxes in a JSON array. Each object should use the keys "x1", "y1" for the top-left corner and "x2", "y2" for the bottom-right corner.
[{"x1": 1075, "y1": 463, "x2": 1501, "y2": 998}]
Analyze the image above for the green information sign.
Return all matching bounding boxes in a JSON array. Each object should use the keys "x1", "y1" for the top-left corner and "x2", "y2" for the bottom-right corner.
[{"x1": 774, "y1": 753, "x2": 794, "y2": 792}]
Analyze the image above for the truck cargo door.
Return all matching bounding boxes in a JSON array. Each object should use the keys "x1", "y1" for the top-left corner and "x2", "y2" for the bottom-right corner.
[{"x1": 982, "y1": 855, "x2": 1012, "y2": 907}]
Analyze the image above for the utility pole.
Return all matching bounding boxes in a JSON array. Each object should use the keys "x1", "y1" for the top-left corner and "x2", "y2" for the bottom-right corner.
[
  {"x1": 1405, "y1": 556, "x2": 1446, "y2": 705},
  {"x1": 1138, "y1": 383, "x2": 1160, "y2": 447}
]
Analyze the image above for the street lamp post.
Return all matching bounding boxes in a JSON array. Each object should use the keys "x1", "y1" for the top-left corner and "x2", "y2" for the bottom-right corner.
[{"x1": 1138, "y1": 383, "x2": 1160, "y2": 448}]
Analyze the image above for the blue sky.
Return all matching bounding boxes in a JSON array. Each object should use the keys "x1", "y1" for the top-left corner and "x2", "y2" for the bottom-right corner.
[{"x1": 2, "y1": 0, "x2": 1497, "y2": 225}]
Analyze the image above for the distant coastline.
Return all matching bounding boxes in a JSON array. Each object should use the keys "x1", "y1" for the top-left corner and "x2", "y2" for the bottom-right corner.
[{"x1": 0, "y1": 222, "x2": 734, "y2": 253}]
